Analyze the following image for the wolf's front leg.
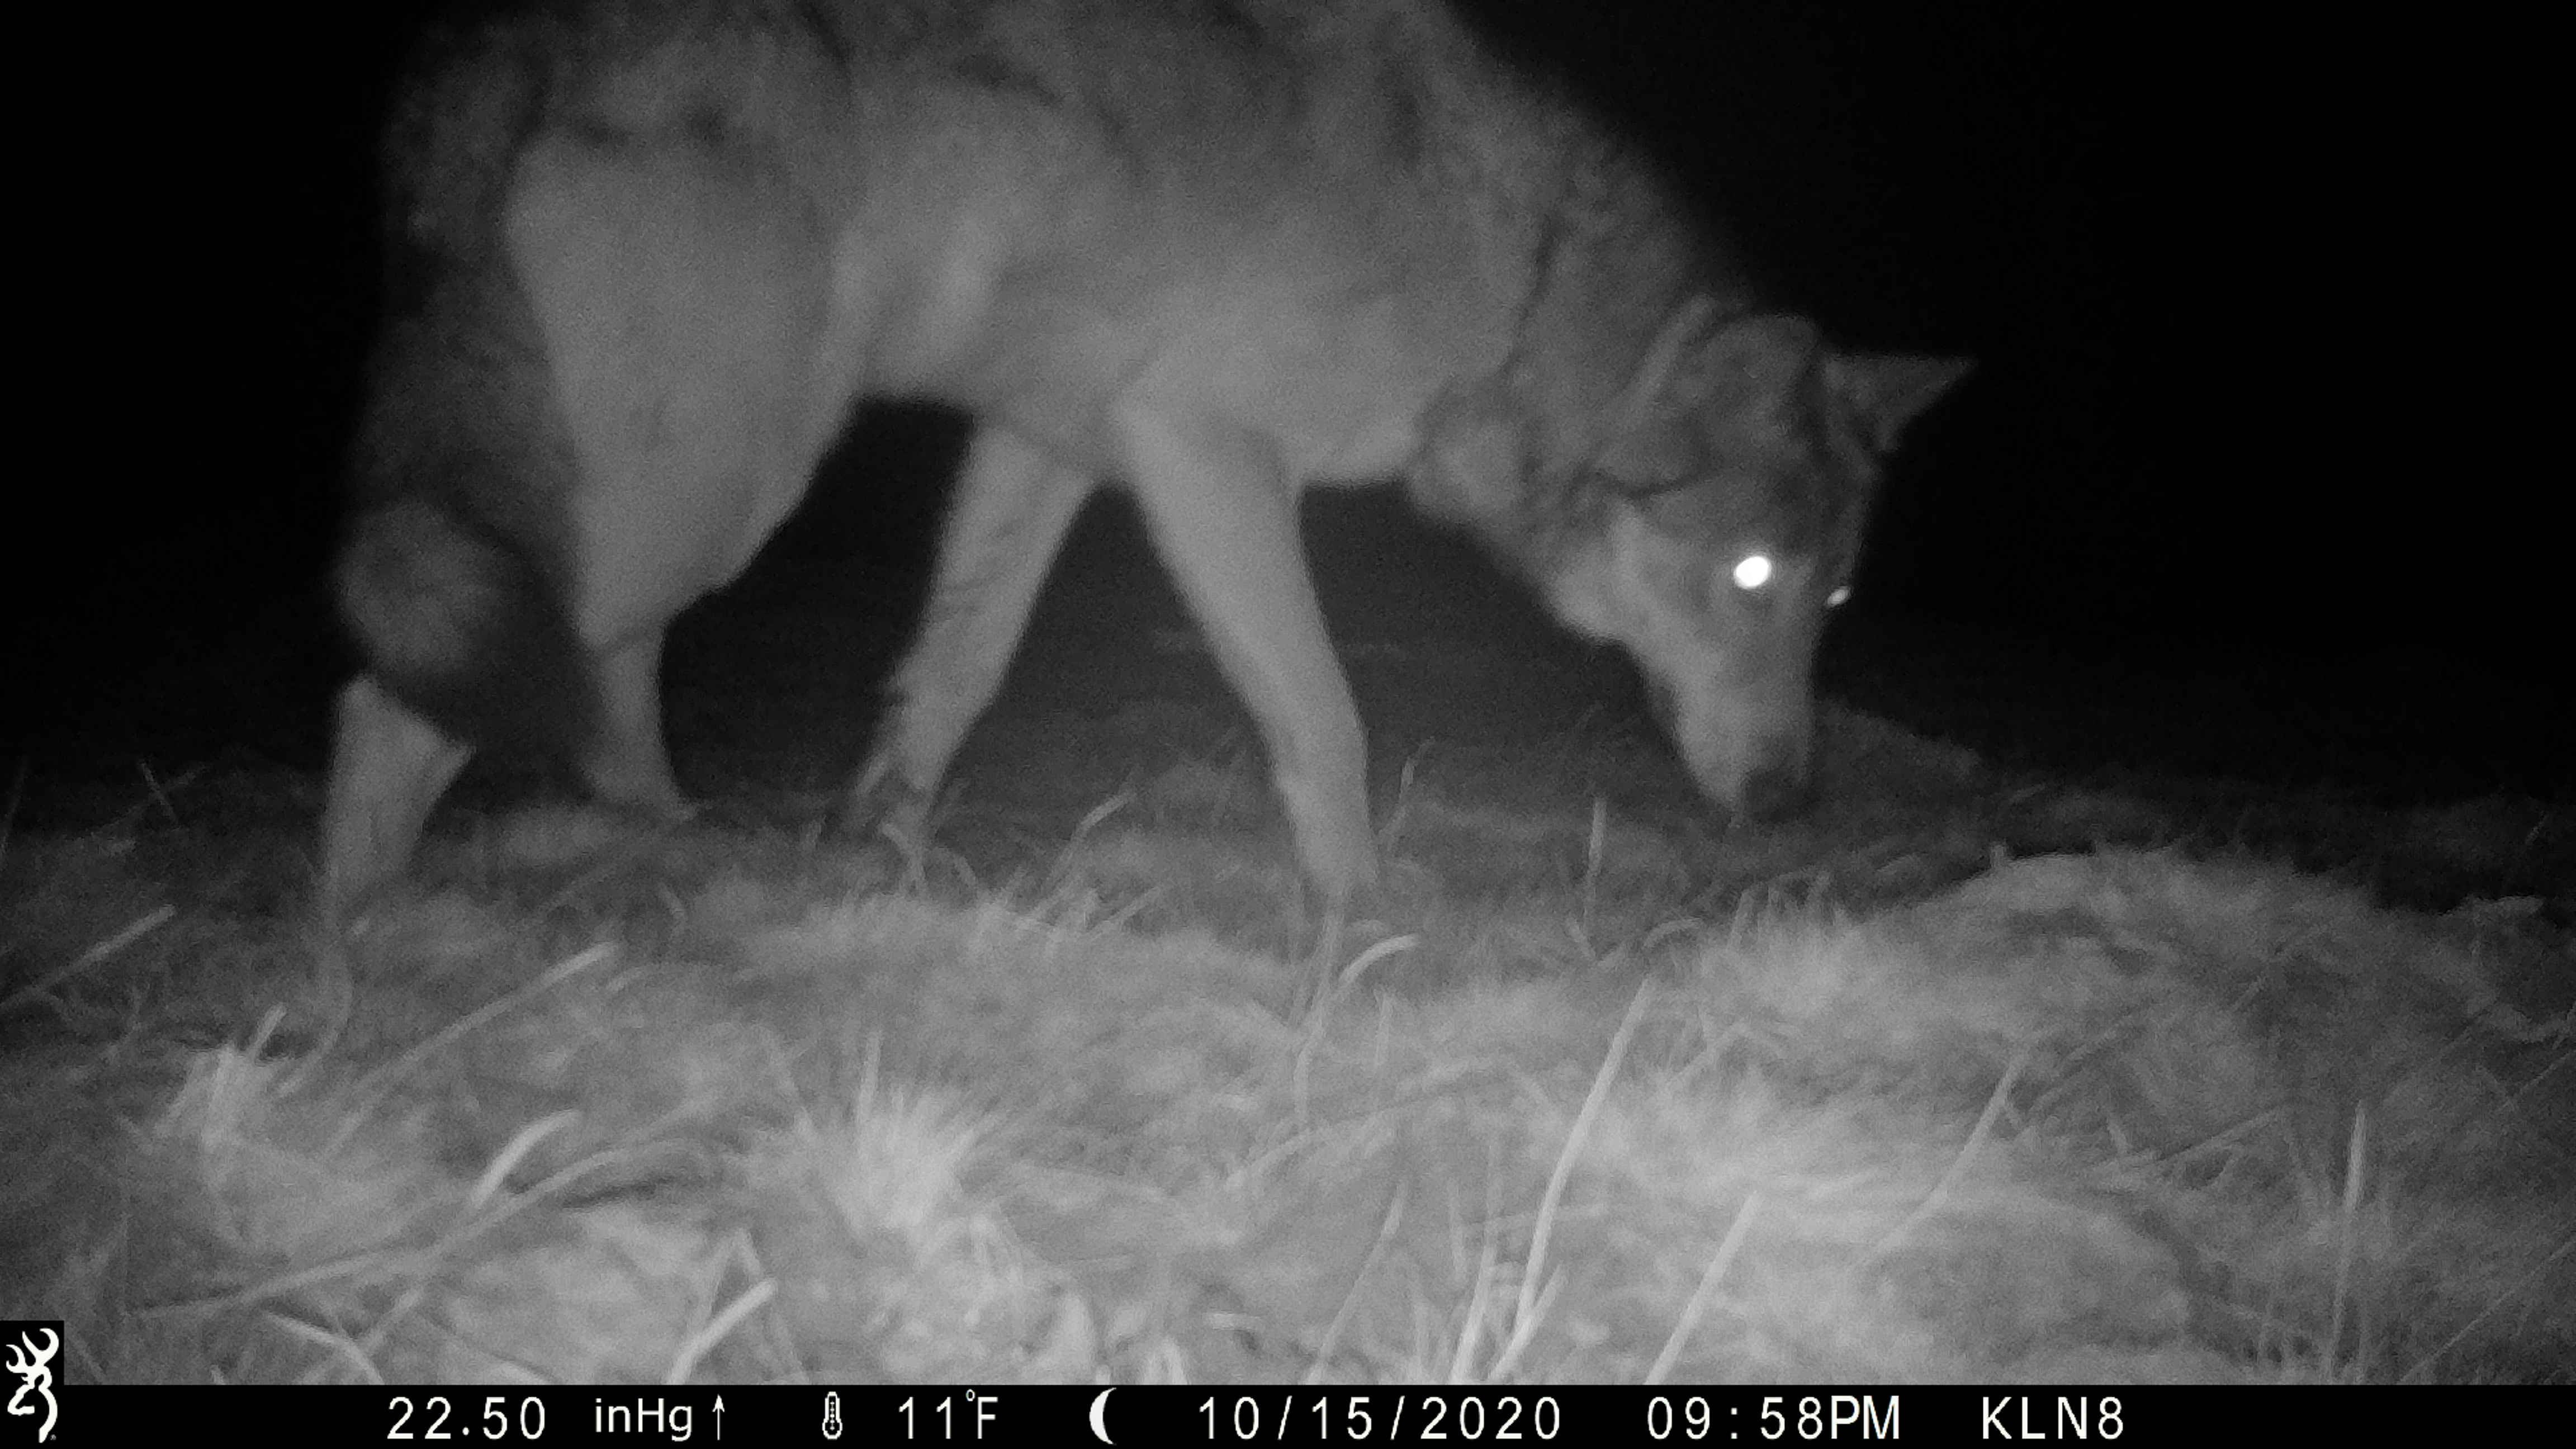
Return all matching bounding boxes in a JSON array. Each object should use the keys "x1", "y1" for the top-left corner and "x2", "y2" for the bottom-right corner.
[{"x1": 1112, "y1": 408, "x2": 1380, "y2": 901}]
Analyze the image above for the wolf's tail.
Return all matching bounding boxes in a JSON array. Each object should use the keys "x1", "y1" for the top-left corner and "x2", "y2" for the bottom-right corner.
[
  {"x1": 335, "y1": 9, "x2": 595, "y2": 762},
  {"x1": 334, "y1": 496, "x2": 594, "y2": 760},
  {"x1": 334, "y1": 252, "x2": 596, "y2": 761}
]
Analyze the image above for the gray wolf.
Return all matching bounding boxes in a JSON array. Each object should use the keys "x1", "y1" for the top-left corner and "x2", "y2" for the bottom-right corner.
[{"x1": 320, "y1": 0, "x2": 1968, "y2": 912}]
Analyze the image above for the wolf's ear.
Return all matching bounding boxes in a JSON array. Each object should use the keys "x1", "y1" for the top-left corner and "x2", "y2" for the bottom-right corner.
[
  {"x1": 1831, "y1": 354, "x2": 1973, "y2": 453},
  {"x1": 1594, "y1": 312, "x2": 1827, "y2": 485}
]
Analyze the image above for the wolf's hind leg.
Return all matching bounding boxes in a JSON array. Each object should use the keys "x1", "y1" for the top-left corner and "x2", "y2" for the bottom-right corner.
[
  {"x1": 579, "y1": 632, "x2": 684, "y2": 815},
  {"x1": 845, "y1": 424, "x2": 1096, "y2": 845},
  {"x1": 320, "y1": 675, "x2": 472, "y2": 918}
]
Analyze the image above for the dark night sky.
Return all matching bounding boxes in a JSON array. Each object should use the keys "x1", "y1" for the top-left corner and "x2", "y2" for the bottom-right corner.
[{"x1": 12, "y1": 4, "x2": 2557, "y2": 787}]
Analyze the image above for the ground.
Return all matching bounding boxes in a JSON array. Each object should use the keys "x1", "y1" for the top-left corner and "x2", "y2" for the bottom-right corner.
[{"x1": 1, "y1": 475, "x2": 2568, "y2": 1386}]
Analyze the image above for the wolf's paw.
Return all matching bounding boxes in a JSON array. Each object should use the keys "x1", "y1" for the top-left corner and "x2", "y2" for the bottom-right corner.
[{"x1": 831, "y1": 755, "x2": 937, "y2": 856}]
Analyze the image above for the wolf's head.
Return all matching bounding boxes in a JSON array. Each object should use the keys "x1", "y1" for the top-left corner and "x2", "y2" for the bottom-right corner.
[{"x1": 1511, "y1": 308, "x2": 1967, "y2": 823}]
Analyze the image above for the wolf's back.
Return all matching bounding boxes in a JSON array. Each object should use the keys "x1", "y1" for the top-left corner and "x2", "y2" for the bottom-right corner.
[{"x1": 335, "y1": 11, "x2": 595, "y2": 759}]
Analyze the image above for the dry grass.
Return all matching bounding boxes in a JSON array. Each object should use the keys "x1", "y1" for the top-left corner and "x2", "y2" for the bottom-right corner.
[{"x1": 2, "y1": 707, "x2": 2567, "y2": 1385}]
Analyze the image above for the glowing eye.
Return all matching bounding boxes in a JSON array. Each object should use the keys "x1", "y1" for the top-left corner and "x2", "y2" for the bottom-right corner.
[
  {"x1": 1825, "y1": 584, "x2": 1852, "y2": 608},
  {"x1": 1730, "y1": 553, "x2": 1774, "y2": 591}
]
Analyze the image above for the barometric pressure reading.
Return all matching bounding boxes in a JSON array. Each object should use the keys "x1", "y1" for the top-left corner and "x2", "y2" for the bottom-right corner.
[{"x1": 385, "y1": 1394, "x2": 550, "y2": 1441}]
